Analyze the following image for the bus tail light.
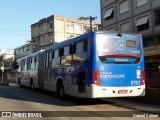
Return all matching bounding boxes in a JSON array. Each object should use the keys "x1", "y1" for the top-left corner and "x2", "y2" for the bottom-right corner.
[
  {"x1": 141, "y1": 69, "x2": 145, "y2": 85},
  {"x1": 94, "y1": 69, "x2": 101, "y2": 86}
]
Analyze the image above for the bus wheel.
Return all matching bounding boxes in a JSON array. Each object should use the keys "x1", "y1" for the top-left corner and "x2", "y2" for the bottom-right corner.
[
  {"x1": 57, "y1": 82, "x2": 65, "y2": 100},
  {"x1": 30, "y1": 80, "x2": 34, "y2": 91},
  {"x1": 18, "y1": 78, "x2": 23, "y2": 88}
]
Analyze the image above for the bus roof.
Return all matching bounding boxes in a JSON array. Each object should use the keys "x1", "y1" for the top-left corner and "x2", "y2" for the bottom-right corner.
[
  {"x1": 18, "y1": 49, "x2": 44, "y2": 61},
  {"x1": 45, "y1": 31, "x2": 141, "y2": 51},
  {"x1": 45, "y1": 31, "x2": 95, "y2": 51}
]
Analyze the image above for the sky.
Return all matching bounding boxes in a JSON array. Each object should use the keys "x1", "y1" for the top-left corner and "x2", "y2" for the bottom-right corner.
[{"x1": 0, "y1": 0, "x2": 100, "y2": 50}]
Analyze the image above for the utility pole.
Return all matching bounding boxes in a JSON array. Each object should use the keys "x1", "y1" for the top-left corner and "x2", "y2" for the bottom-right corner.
[
  {"x1": 0, "y1": 55, "x2": 4, "y2": 82},
  {"x1": 78, "y1": 16, "x2": 97, "y2": 31},
  {"x1": 1, "y1": 61, "x2": 4, "y2": 82}
]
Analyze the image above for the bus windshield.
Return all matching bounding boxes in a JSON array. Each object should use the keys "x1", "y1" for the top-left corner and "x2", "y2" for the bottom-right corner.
[{"x1": 96, "y1": 32, "x2": 142, "y2": 64}]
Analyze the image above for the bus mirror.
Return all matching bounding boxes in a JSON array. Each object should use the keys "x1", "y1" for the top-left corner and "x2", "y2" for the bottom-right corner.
[{"x1": 117, "y1": 33, "x2": 122, "y2": 37}]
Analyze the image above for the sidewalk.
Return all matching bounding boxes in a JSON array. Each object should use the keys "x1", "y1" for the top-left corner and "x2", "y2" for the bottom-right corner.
[
  {"x1": 0, "y1": 81, "x2": 9, "y2": 86},
  {"x1": 127, "y1": 88, "x2": 160, "y2": 105}
]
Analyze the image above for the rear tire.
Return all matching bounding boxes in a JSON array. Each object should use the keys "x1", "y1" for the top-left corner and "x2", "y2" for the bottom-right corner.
[
  {"x1": 57, "y1": 82, "x2": 65, "y2": 100},
  {"x1": 30, "y1": 80, "x2": 34, "y2": 91},
  {"x1": 18, "y1": 78, "x2": 23, "y2": 88}
]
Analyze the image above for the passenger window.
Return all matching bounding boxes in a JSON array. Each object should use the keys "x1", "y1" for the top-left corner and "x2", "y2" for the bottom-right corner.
[
  {"x1": 52, "y1": 49, "x2": 60, "y2": 67},
  {"x1": 64, "y1": 46, "x2": 70, "y2": 56},
  {"x1": 34, "y1": 56, "x2": 38, "y2": 69},
  {"x1": 52, "y1": 51, "x2": 55, "y2": 58},
  {"x1": 49, "y1": 51, "x2": 52, "y2": 68},
  {"x1": 83, "y1": 40, "x2": 88, "y2": 51},
  {"x1": 61, "y1": 46, "x2": 72, "y2": 66},
  {"x1": 76, "y1": 42, "x2": 83, "y2": 53},
  {"x1": 59, "y1": 48, "x2": 64, "y2": 57},
  {"x1": 72, "y1": 44, "x2": 76, "y2": 54},
  {"x1": 72, "y1": 40, "x2": 88, "y2": 64},
  {"x1": 54, "y1": 49, "x2": 59, "y2": 58},
  {"x1": 44, "y1": 52, "x2": 48, "y2": 69}
]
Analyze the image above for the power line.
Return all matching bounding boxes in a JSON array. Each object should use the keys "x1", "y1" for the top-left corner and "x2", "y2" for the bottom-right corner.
[
  {"x1": 0, "y1": 28, "x2": 29, "y2": 32},
  {"x1": 84, "y1": 10, "x2": 100, "y2": 17},
  {"x1": 0, "y1": 32, "x2": 30, "y2": 35}
]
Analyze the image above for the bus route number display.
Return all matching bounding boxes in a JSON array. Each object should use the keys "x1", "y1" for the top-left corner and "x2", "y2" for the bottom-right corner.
[{"x1": 126, "y1": 40, "x2": 136, "y2": 48}]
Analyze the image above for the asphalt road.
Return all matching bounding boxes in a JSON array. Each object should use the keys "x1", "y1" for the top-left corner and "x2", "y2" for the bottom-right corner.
[{"x1": 0, "y1": 84, "x2": 159, "y2": 120}]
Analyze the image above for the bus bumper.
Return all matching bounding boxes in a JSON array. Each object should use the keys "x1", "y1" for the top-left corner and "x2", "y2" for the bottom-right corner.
[{"x1": 89, "y1": 84, "x2": 145, "y2": 98}]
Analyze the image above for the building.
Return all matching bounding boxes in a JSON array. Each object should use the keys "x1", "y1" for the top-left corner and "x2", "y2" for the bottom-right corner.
[
  {"x1": 14, "y1": 43, "x2": 32, "y2": 60},
  {"x1": 31, "y1": 15, "x2": 100, "y2": 52},
  {"x1": 101, "y1": 0, "x2": 160, "y2": 87},
  {"x1": 0, "y1": 49, "x2": 5, "y2": 55},
  {"x1": 0, "y1": 51, "x2": 15, "y2": 82}
]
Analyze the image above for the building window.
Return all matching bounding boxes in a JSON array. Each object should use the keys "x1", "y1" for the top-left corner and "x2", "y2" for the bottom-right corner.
[
  {"x1": 48, "y1": 33, "x2": 53, "y2": 43},
  {"x1": 49, "y1": 21, "x2": 53, "y2": 29},
  {"x1": 75, "y1": 24, "x2": 82, "y2": 32},
  {"x1": 84, "y1": 25, "x2": 90, "y2": 32},
  {"x1": 67, "y1": 22, "x2": 74, "y2": 33},
  {"x1": 120, "y1": 0, "x2": 129, "y2": 14},
  {"x1": 103, "y1": 7, "x2": 114, "y2": 20},
  {"x1": 154, "y1": 9, "x2": 160, "y2": 26},
  {"x1": 136, "y1": 0, "x2": 148, "y2": 7},
  {"x1": 120, "y1": 22, "x2": 130, "y2": 32},
  {"x1": 136, "y1": 16, "x2": 149, "y2": 31},
  {"x1": 42, "y1": 23, "x2": 46, "y2": 31},
  {"x1": 41, "y1": 36, "x2": 45, "y2": 43}
]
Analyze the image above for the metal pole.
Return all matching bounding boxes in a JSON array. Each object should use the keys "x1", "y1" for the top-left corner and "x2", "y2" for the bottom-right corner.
[{"x1": 1, "y1": 61, "x2": 4, "y2": 82}]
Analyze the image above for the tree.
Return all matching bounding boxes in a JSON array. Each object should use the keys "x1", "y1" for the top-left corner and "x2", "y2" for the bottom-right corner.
[{"x1": 12, "y1": 58, "x2": 19, "y2": 69}]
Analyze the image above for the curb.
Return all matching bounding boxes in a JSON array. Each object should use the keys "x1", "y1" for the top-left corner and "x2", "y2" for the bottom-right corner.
[{"x1": 0, "y1": 82, "x2": 9, "y2": 86}]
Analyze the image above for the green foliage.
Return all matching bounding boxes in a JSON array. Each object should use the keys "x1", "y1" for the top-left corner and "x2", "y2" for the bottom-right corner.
[{"x1": 12, "y1": 58, "x2": 19, "y2": 69}]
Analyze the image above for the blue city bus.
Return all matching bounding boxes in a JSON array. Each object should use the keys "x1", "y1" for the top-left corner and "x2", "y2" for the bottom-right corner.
[{"x1": 17, "y1": 31, "x2": 145, "y2": 98}]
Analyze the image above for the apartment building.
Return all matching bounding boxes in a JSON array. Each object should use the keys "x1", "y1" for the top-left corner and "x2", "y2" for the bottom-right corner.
[
  {"x1": 14, "y1": 43, "x2": 32, "y2": 60},
  {"x1": 31, "y1": 15, "x2": 100, "y2": 52},
  {"x1": 101, "y1": 0, "x2": 160, "y2": 69}
]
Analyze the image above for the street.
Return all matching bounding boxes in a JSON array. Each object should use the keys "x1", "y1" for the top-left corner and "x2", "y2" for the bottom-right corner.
[{"x1": 0, "y1": 84, "x2": 159, "y2": 120}]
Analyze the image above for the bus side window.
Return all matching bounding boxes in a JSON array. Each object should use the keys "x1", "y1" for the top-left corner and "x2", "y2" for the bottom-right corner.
[
  {"x1": 34, "y1": 56, "x2": 38, "y2": 69},
  {"x1": 59, "y1": 48, "x2": 64, "y2": 57},
  {"x1": 31, "y1": 57, "x2": 35, "y2": 70},
  {"x1": 44, "y1": 51, "x2": 52, "y2": 69},
  {"x1": 52, "y1": 51, "x2": 55, "y2": 58},
  {"x1": 52, "y1": 49, "x2": 60, "y2": 67},
  {"x1": 83, "y1": 40, "x2": 88, "y2": 52},
  {"x1": 47, "y1": 52, "x2": 50, "y2": 68},
  {"x1": 73, "y1": 41, "x2": 87, "y2": 64},
  {"x1": 33, "y1": 56, "x2": 38, "y2": 70},
  {"x1": 24, "y1": 59, "x2": 27, "y2": 71},
  {"x1": 69, "y1": 45, "x2": 72, "y2": 54},
  {"x1": 61, "y1": 46, "x2": 72, "y2": 66},
  {"x1": 48, "y1": 51, "x2": 52, "y2": 68},
  {"x1": 44, "y1": 52, "x2": 48, "y2": 69},
  {"x1": 72, "y1": 44, "x2": 76, "y2": 54},
  {"x1": 27, "y1": 58, "x2": 29, "y2": 70}
]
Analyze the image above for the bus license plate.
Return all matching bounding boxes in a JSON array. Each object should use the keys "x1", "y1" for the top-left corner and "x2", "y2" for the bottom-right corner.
[{"x1": 118, "y1": 90, "x2": 128, "y2": 94}]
